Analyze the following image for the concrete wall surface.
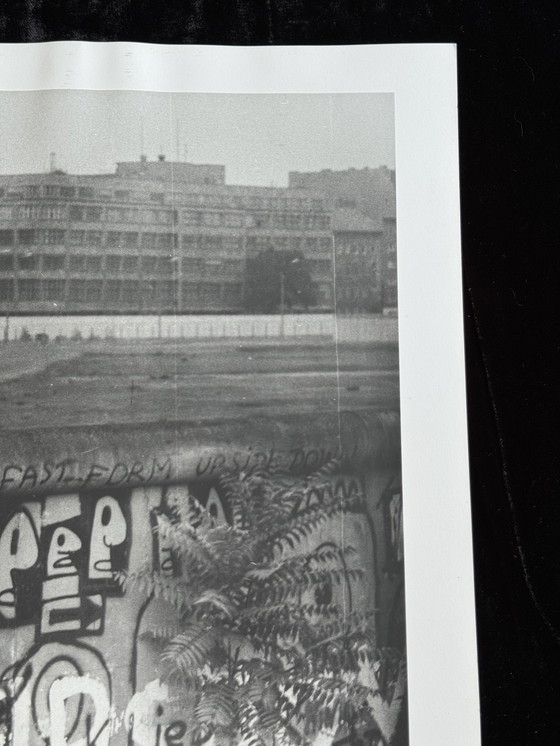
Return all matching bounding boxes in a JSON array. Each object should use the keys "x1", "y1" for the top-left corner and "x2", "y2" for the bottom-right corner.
[{"x1": 0, "y1": 410, "x2": 404, "y2": 746}]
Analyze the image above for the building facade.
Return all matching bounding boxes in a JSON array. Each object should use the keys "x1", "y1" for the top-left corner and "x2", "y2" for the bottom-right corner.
[
  {"x1": 0, "y1": 157, "x2": 388, "y2": 315},
  {"x1": 289, "y1": 166, "x2": 397, "y2": 312}
]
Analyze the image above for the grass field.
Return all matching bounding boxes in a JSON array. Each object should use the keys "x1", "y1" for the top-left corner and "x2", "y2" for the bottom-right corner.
[{"x1": 0, "y1": 338, "x2": 400, "y2": 431}]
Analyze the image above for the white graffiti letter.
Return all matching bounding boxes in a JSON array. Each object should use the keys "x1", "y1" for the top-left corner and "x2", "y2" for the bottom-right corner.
[
  {"x1": 89, "y1": 496, "x2": 127, "y2": 579},
  {"x1": 0, "y1": 510, "x2": 39, "y2": 620},
  {"x1": 49, "y1": 675, "x2": 110, "y2": 746}
]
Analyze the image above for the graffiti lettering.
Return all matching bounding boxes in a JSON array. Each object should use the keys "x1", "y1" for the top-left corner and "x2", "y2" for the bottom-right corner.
[
  {"x1": 0, "y1": 492, "x2": 130, "y2": 635},
  {"x1": 0, "y1": 457, "x2": 174, "y2": 494},
  {"x1": 195, "y1": 448, "x2": 276, "y2": 477},
  {"x1": 6, "y1": 642, "x2": 112, "y2": 746},
  {"x1": 288, "y1": 446, "x2": 344, "y2": 472},
  {"x1": 0, "y1": 508, "x2": 40, "y2": 622},
  {"x1": 49, "y1": 675, "x2": 110, "y2": 746},
  {"x1": 89, "y1": 496, "x2": 127, "y2": 579},
  {"x1": 126, "y1": 680, "x2": 188, "y2": 746}
]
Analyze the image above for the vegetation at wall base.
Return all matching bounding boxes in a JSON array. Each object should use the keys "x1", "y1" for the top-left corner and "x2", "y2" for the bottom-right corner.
[{"x1": 123, "y1": 463, "x2": 405, "y2": 746}]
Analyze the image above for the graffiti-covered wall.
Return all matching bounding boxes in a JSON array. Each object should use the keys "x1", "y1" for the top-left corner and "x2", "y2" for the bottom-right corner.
[{"x1": 0, "y1": 412, "x2": 403, "y2": 746}]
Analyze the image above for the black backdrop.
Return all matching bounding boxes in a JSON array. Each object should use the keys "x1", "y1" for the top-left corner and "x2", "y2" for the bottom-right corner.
[{"x1": 1, "y1": 3, "x2": 560, "y2": 743}]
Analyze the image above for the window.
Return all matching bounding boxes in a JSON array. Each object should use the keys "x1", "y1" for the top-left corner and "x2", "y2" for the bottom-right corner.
[
  {"x1": 86, "y1": 231, "x2": 102, "y2": 246},
  {"x1": 44, "y1": 185, "x2": 59, "y2": 197},
  {"x1": 200, "y1": 283, "x2": 221, "y2": 305},
  {"x1": 310, "y1": 259, "x2": 331, "y2": 274},
  {"x1": 78, "y1": 187, "x2": 94, "y2": 199},
  {"x1": 158, "y1": 233, "x2": 175, "y2": 250},
  {"x1": 71, "y1": 205, "x2": 101, "y2": 221},
  {"x1": 159, "y1": 256, "x2": 176, "y2": 276},
  {"x1": 253, "y1": 213, "x2": 270, "y2": 229},
  {"x1": 26, "y1": 185, "x2": 40, "y2": 198},
  {"x1": 106, "y1": 209, "x2": 122, "y2": 222},
  {"x1": 183, "y1": 258, "x2": 204, "y2": 274},
  {"x1": 225, "y1": 213, "x2": 244, "y2": 227},
  {"x1": 286, "y1": 213, "x2": 302, "y2": 230},
  {"x1": 0, "y1": 230, "x2": 14, "y2": 247},
  {"x1": 121, "y1": 280, "x2": 139, "y2": 304},
  {"x1": 60, "y1": 187, "x2": 76, "y2": 199},
  {"x1": 142, "y1": 280, "x2": 157, "y2": 302},
  {"x1": 123, "y1": 232, "x2": 138, "y2": 248},
  {"x1": 150, "y1": 192, "x2": 165, "y2": 204},
  {"x1": 42, "y1": 255, "x2": 65, "y2": 271},
  {"x1": 42, "y1": 230, "x2": 65, "y2": 245},
  {"x1": 0, "y1": 207, "x2": 13, "y2": 220},
  {"x1": 0, "y1": 279, "x2": 14, "y2": 301},
  {"x1": 106, "y1": 255, "x2": 121, "y2": 272},
  {"x1": 158, "y1": 281, "x2": 178, "y2": 304},
  {"x1": 222, "y1": 236, "x2": 241, "y2": 251},
  {"x1": 223, "y1": 259, "x2": 244, "y2": 274},
  {"x1": 85, "y1": 281, "x2": 103, "y2": 302},
  {"x1": 85, "y1": 207, "x2": 102, "y2": 221},
  {"x1": 203, "y1": 212, "x2": 223, "y2": 227},
  {"x1": 0, "y1": 254, "x2": 14, "y2": 271},
  {"x1": 141, "y1": 256, "x2": 159, "y2": 273},
  {"x1": 183, "y1": 210, "x2": 202, "y2": 225},
  {"x1": 122, "y1": 255, "x2": 139, "y2": 272},
  {"x1": 17, "y1": 254, "x2": 39, "y2": 271},
  {"x1": 105, "y1": 280, "x2": 121, "y2": 303},
  {"x1": 69, "y1": 231, "x2": 85, "y2": 246},
  {"x1": 68, "y1": 280, "x2": 87, "y2": 302},
  {"x1": 200, "y1": 236, "x2": 222, "y2": 251},
  {"x1": 106, "y1": 232, "x2": 121, "y2": 248},
  {"x1": 43, "y1": 279, "x2": 65, "y2": 301},
  {"x1": 141, "y1": 233, "x2": 157, "y2": 249},
  {"x1": 182, "y1": 283, "x2": 200, "y2": 303},
  {"x1": 115, "y1": 190, "x2": 130, "y2": 200},
  {"x1": 43, "y1": 206, "x2": 65, "y2": 220},
  {"x1": 69, "y1": 255, "x2": 86, "y2": 272},
  {"x1": 85, "y1": 255, "x2": 103, "y2": 272},
  {"x1": 304, "y1": 214, "x2": 330, "y2": 230},
  {"x1": 18, "y1": 279, "x2": 40, "y2": 301}
]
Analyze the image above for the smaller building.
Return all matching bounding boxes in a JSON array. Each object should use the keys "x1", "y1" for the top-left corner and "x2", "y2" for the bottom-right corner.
[{"x1": 333, "y1": 209, "x2": 384, "y2": 313}]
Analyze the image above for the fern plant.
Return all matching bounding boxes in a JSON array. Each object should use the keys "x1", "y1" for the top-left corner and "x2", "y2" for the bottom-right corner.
[{"x1": 123, "y1": 463, "x2": 405, "y2": 746}]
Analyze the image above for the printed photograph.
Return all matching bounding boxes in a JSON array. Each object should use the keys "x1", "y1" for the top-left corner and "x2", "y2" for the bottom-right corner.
[{"x1": 0, "y1": 91, "x2": 404, "y2": 746}]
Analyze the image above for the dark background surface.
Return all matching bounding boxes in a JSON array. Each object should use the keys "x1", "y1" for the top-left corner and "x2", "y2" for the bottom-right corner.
[{"x1": 1, "y1": 2, "x2": 559, "y2": 743}]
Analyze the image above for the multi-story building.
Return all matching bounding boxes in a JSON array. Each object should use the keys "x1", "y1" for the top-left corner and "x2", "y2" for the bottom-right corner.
[
  {"x1": 0, "y1": 157, "x2": 386, "y2": 315},
  {"x1": 289, "y1": 166, "x2": 397, "y2": 312}
]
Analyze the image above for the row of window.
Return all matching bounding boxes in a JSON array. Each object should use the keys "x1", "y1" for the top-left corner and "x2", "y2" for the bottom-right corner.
[
  {"x1": 1, "y1": 255, "x2": 249, "y2": 275},
  {"x1": 0, "y1": 278, "x2": 243, "y2": 305},
  {"x1": 0, "y1": 205, "x2": 331, "y2": 230},
  {"x1": 0, "y1": 229, "x2": 334, "y2": 253},
  {"x1": 0, "y1": 185, "x2": 326, "y2": 212},
  {"x1": 0, "y1": 252, "x2": 246, "y2": 275}
]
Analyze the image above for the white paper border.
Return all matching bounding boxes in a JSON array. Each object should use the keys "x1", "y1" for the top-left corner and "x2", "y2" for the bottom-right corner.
[{"x1": 0, "y1": 42, "x2": 478, "y2": 745}]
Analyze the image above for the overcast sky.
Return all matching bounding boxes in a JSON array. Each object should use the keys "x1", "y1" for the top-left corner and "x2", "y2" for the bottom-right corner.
[{"x1": 0, "y1": 91, "x2": 394, "y2": 186}]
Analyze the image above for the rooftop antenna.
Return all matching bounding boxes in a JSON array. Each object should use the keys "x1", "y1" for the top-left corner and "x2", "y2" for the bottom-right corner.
[
  {"x1": 49, "y1": 152, "x2": 56, "y2": 173},
  {"x1": 176, "y1": 119, "x2": 180, "y2": 162},
  {"x1": 140, "y1": 119, "x2": 145, "y2": 160}
]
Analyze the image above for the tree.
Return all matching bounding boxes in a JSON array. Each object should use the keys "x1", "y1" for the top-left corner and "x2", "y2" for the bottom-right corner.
[
  {"x1": 244, "y1": 248, "x2": 316, "y2": 313},
  {"x1": 123, "y1": 464, "x2": 406, "y2": 746}
]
